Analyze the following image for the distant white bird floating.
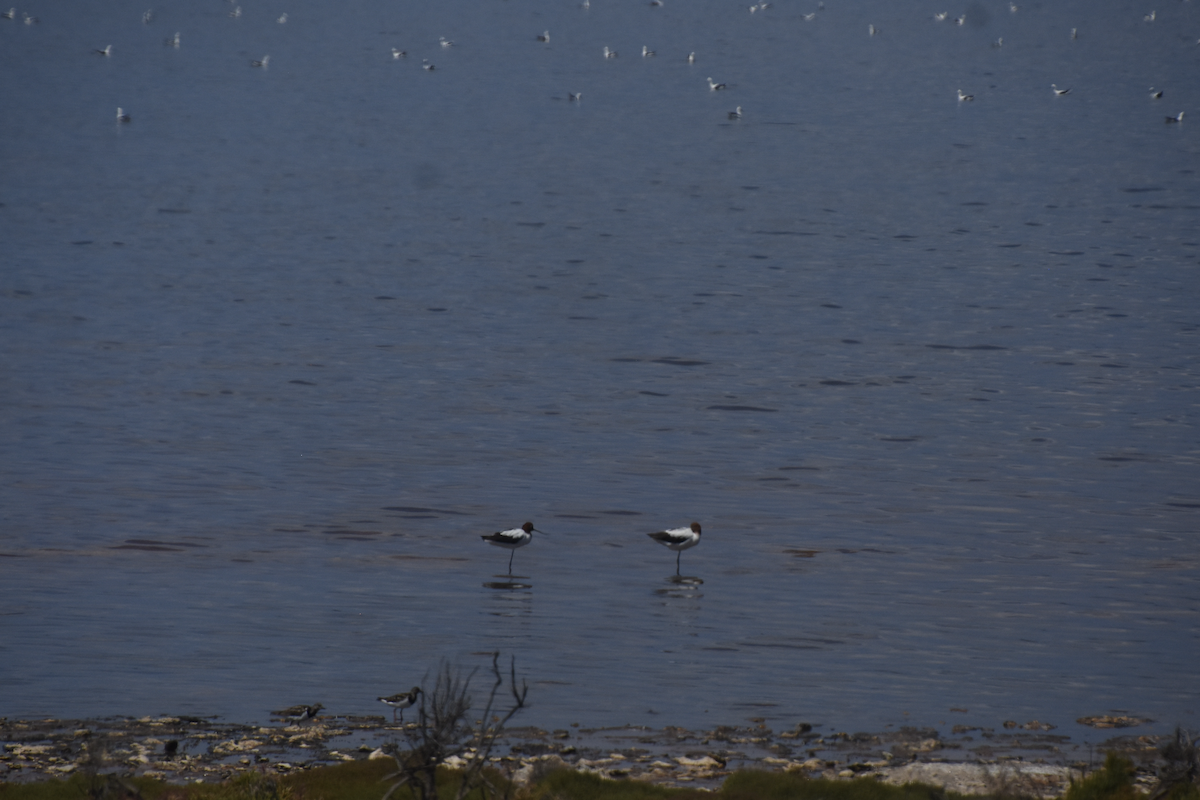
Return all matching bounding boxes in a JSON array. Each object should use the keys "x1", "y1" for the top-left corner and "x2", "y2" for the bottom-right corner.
[
  {"x1": 803, "y1": 12, "x2": 817, "y2": 21},
  {"x1": 868, "y1": 23, "x2": 877, "y2": 35},
  {"x1": 728, "y1": 106, "x2": 742, "y2": 120},
  {"x1": 1070, "y1": 28, "x2": 1078, "y2": 40},
  {"x1": 707, "y1": 76, "x2": 726, "y2": 90},
  {"x1": 603, "y1": 46, "x2": 617, "y2": 58},
  {"x1": 642, "y1": 45, "x2": 655, "y2": 57},
  {"x1": 229, "y1": 5, "x2": 241, "y2": 17},
  {"x1": 687, "y1": 51, "x2": 696, "y2": 63},
  {"x1": 93, "y1": 45, "x2": 112, "y2": 56},
  {"x1": 116, "y1": 107, "x2": 131, "y2": 123},
  {"x1": 537, "y1": 30, "x2": 549, "y2": 42},
  {"x1": 1009, "y1": 3, "x2": 1019, "y2": 12},
  {"x1": 1165, "y1": 111, "x2": 1184, "y2": 123},
  {"x1": 957, "y1": 89, "x2": 974, "y2": 102},
  {"x1": 439, "y1": 37, "x2": 454, "y2": 48},
  {"x1": 251, "y1": 55, "x2": 269, "y2": 68},
  {"x1": 391, "y1": 48, "x2": 406, "y2": 59},
  {"x1": 1143, "y1": 10, "x2": 1155, "y2": 21},
  {"x1": 422, "y1": 59, "x2": 435, "y2": 70},
  {"x1": 23, "y1": 12, "x2": 38, "y2": 23},
  {"x1": 568, "y1": 92, "x2": 581, "y2": 102},
  {"x1": 1, "y1": 8, "x2": 15, "y2": 19},
  {"x1": 277, "y1": 13, "x2": 287, "y2": 23},
  {"x1": 992, "y1": 37, "x2": 1003, "y2": 48},
  {"x1": 1052, "y1": 83, "x2": 1070, "y2": 96},
  {"x1": 166, "y1": 31, "x2": 180, "y2": 47},
  {"x1": 1149, "y1": 87, "x2": 1163, "y2": 99},
  {"x1": 934, "y1": 11, "x2": 948, "y2": 21},
  {"x1": 142, "y1": 9, "x2": 153, "y2": 24}
]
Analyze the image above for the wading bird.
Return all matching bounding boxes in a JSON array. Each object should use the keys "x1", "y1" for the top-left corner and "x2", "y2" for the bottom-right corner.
[
  {"x1": 482, "y1": 522, "x2": 546, "y2": 573},
  {"x1": 378, "y1": 687, "x2": 422, "y2": 723},
  {"x1": 647, "y1": 522, "x2": 702, "y2": 574}
]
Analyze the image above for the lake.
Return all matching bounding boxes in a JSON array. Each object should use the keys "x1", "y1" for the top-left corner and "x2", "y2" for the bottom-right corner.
[{"x1": 1, "y1": 0, "x2": 1197, "y2": 741}]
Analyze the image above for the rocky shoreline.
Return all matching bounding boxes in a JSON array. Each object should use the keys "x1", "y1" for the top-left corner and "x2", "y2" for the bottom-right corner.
[{"x1": 0, "y1": 714, "x2": 1171, "y2": 796}]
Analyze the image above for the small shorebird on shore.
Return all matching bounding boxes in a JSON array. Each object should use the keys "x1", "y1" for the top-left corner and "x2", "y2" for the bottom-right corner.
[
  {"x1": 273, "y1": 704, "x2": 323, "y2": 723},
  {"x1": 482, "y1": 522, "x2": 545, "y2": 573},
  {"x1": 378, "y1": 687, "x2": 422, "y2": 723},
  {"x1": 647, "y1": 522, "x2": 702, "y2": 574},
  {"x1": 1052, "y1": 84, "x2": 1070, "y2": 96}
]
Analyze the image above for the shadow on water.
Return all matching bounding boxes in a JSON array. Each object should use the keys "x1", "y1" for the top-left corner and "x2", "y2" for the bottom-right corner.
[
  {"x1": 483, "y1": 575, "x2": 533, "y2": 591},
  {"x1": 654, "y1": 574, "x2": 704, "y2": 601}
]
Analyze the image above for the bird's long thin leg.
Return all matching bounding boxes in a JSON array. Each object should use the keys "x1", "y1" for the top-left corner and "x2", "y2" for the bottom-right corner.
[
  {"x1": 508, "y1": 550, "x2": 515, "y2": 574},
  {"x1": 676, "y1": 551, "x2": 681, "y2": 575}
]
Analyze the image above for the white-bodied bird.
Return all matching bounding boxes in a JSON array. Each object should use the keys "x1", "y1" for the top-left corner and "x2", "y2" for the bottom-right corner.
[
  {"x1": 482, "y1": 522, "x2": 546, "y2": 573},
  {"x1": 647, "y1": 522, "x2": 702, "y2": 574}
]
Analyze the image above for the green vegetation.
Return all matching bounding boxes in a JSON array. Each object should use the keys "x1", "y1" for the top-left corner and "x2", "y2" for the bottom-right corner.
[
  {"x1": 1064, "y1": 754, "x2": 1139, "y2": 800},
  {"x1": 4, "y1": 751, "x2": 1196, "y2": 800},
  {"x1": 720, "y1": 771, "x2": 959, "y2": 800}
]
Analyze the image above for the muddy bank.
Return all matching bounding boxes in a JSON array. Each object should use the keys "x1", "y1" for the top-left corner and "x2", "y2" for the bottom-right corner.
[{"x1": 0, "y1": 715, "x2": 1171, "y2": 796}]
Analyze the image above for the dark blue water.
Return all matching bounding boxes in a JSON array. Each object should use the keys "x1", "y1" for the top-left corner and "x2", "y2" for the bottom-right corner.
[{"x1": 2, "y1": 0, "x2": 1197, "y2": 741}]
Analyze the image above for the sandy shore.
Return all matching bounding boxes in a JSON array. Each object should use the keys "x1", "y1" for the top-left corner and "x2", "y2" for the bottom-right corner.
[{"x1": 0, "y1": 715, "x2": 1170, "y2": 796}]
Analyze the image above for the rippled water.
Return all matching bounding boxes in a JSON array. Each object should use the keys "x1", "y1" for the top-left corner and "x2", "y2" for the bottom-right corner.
[{"x1": 2, "y1": 0, "x2": 1197, "y2": 739}]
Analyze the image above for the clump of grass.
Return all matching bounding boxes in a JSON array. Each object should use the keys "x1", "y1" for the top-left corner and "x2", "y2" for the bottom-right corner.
[
  {"x1": 981, "y1": 765, "x2": 1042, "y2": 800},
  {"x1": 1064, "y1": 753, "x2": 1138, "y2": 800},
  {"x1": 524, "y1": 769, "x2": 703, "y2": 800},
  {"x1": 719, "y1": 771, "x2": 960, "y2": 800}
]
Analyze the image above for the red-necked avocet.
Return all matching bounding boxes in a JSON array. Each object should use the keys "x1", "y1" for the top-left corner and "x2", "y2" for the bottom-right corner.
[
  {"x1": 647, "y1": 522, "x2": 702, "y2": 574},
  {"x1": 482, "y1": 522, "x2": 546, "y2": 573}
]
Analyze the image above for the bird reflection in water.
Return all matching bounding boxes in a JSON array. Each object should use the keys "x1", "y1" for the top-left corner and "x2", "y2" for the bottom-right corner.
[{"x1": 483, "y1": 578, "x2": 533, "y2": 590}]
